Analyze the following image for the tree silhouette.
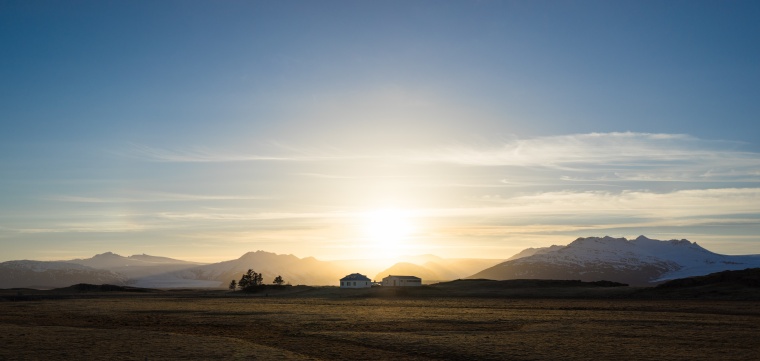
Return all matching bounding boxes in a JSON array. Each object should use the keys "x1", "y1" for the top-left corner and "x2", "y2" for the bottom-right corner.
[
  {"x1": 229, "y1": 279, "x2": 237, "y2": 291},
  {"x1": 238, "y1": 269, "x2": 253, "y2": 289},
  {"x1": 238, "y1": 269, "x2": 264, "y2": 290},
  {"x1": 273, "y1": 275, "x2": 284, "y2": 286}
]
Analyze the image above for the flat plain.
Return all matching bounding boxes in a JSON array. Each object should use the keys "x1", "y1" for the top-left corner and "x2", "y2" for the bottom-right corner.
[{"x1": 1, "y1": 287, "x2": 759, "y2": 360}]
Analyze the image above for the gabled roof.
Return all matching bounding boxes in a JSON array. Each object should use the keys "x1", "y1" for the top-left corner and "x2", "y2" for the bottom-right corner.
[
  {"x1": 340, "y1": 273, "x2": 371, "y2": 281},
  {"x1": 384, "y1": 275, "x2": 421, "y2": 280}
]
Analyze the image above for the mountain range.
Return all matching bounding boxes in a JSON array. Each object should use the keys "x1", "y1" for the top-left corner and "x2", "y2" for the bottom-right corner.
[
  {"x1": 0, "y1": 251, "x2": 502, "y2": 289},
  {"x1": 0, "y1": 261, "x2": 127, "y2": 289},
  {"x1": 2, "y1": 235, "x2": 759, "y2": 289},
  {"x1": 470, "y1": 235, "x2": 760, "y2": 286}
]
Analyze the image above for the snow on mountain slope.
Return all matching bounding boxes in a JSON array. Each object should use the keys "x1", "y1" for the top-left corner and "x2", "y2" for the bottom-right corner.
[{"x1": 469, "y1": 236, "x2": 760, "y2": 286}]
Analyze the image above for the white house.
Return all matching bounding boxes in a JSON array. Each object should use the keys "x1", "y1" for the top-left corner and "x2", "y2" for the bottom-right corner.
[
  {"x1": 382, "y1": 275, "x2": 422, "y2": 287},
  {"x1": 340, "y1": 273, "x2": 372, "y2": 288}
]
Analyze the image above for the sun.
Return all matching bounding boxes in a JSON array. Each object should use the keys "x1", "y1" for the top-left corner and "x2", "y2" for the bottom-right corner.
[{"x1": 362, "y1": 208, "x2": 414, "y2": 248}]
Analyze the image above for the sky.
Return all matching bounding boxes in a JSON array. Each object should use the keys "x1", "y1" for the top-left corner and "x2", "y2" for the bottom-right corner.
[{"x1": 1, "y1": 0, "x2": 759, "y2": 262}]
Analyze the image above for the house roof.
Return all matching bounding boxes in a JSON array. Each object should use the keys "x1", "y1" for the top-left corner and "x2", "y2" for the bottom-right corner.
[
  {"x1": 384, "y1": 275, "x2": 421, "y2": 280},
  {"x1": 340, "y1": 273, "x2": 371, "y2": 281}
]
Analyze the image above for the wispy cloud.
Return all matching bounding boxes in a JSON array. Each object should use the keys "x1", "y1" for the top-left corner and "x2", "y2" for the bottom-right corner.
[
  {"x1": 45, "y1": 191, "x2": 266, "y2": 204},
  {"x1": 415, "y1": 132, "x2": 747, "y2": 164},
  {"x1": 120, "y1": 143, "x2": 360, "y2": 163},
  {"x1": 122, "y1": 143, "x2": 294, "y2": 162},
  {"x1": 412, "y1": 132, "x2": 760, "y2": 182},
  {"x1": 12, "y1": 222, "x2": 150, "y2": 234},
  {"x1": 494, "y1": 188, "x2": 760, "y2": 218},
  {"x1": 410, "y1": 187, "x2": 760, "y2": 248},
  {"x1": 155, "y1": 210, "x2": 363, "y2": 222},
  {"x1": 382, "y1": 188, "x2": 760, "y2": 231},
  {"x1": 117, "y1": 133, "x2": 760, "y2": 184}
]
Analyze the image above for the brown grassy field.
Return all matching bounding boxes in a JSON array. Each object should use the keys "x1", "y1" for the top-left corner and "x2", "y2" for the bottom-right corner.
[{"x1": 1, "y1": 288, "x2": 759, "y2": 360}]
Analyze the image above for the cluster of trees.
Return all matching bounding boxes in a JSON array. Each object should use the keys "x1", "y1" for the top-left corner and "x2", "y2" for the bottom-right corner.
[{"x1": 229, "y1": 269, "x2": 285, "y2": 291}]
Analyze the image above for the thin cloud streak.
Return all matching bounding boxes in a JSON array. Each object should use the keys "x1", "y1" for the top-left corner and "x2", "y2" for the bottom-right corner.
[
  {"x1": 156, "y1": 210, "x2": 359, "y2": 222},
  {"x1": 105, "y1": 187, "x2": 760, "y2": 227},
  {"x1": 121, "y1": 133, "x2": 760, "y2": 184},
  {"x1": 412, "y1": 132, "x2": 760, "y2": 182},
  {"x1": 45, "y1": 192, "x2": 267, "y2": 204},
  {"x1": 434, "y1": 188, "x2": 760, "y2": 220},
  {"x1": 12, "y1": 223, "x2": 149, "y2": 234},
  {"x1": 121, "y1": 143, "x2": 361, "y2": 163}
]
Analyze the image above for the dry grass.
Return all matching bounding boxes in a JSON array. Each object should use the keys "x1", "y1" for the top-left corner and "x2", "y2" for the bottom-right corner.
[{"x1": 1, "y1": 292, "x2": 759, "y2": 360}]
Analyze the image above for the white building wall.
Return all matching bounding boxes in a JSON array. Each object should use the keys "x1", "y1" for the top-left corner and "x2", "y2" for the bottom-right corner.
[
  {"x1": 382, "y1": 276, "x2": 422, "y2": 287},
  {"x1": 339, "y1": 280, "x2": 371, "y2": 288}
]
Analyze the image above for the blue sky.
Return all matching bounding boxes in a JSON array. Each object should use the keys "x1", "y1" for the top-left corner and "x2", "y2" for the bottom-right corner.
[{"x1": 1, "y1": 1, "x2": 759, "y2": 262}]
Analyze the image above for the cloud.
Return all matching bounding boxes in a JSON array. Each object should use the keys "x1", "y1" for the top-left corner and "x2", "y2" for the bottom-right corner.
[
  {"x1": 155, "y1": 210, "x2": 357, "y2": 222},
  {"x1": 12, "y1": 222, "x2": 149, "y2": 234},
  {"x1": 407, "y1": 187, "x2": 760, "y2": 240},
  {"x1": 45, "y1": 192, "x2": 266, "y2": 203},
  {"x1": 120, "y1": 143, "x2": 359, "y2": 163},
  {"x1": 117, "y1": 133, "x2": 760, "y2": 184},
  {"x1": 401, "y1": 187, "x2": 760, "y2": 249},
  {"x1": 414, "y1": 132, "x2": 742, "y2": 165},
  {"x1": 498, "y1": 188, "x2": 760, "y2": 218},
  {"x1": 120, "y1": 143, "x2": 293, "y2": 162},
  {"x1": 411, "y1": 132, "x2": 760, "y2": 182}
]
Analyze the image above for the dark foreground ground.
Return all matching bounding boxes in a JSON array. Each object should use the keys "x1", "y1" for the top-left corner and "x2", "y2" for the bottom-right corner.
[{"x1": 1, "y1": 283, "x2": 759, "y2": 360}]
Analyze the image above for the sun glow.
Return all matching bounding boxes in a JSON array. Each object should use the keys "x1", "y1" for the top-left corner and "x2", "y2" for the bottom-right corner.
[{"x1": 362, "y1": 208, "x2": 414, "y2": 250}]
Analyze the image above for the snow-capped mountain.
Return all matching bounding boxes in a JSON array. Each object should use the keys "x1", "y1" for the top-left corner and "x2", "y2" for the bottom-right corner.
[
  {"x1": 0, "y1": 261, "x2": 127, "y2": 289},
  {"x1": 469, "y1": 236, "x2": 760, "y2": 286}
]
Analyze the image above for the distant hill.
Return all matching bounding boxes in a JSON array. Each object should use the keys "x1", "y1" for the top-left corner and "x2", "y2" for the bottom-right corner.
[
  {"x1": 133, "y1": 251, "x2": 503, "y2": 288},
  {"x1": 68, "y1": 252, "x2": 201, "y2": 267},
  {"x1": 66, "y1": 252, "x2": 204, "y2": 279},
  {"x1": 435, "y1": 279, "x2": 628, "y2": 290},
  {"x1": 52, "y1": 283, "x2": 157, "y2": 293},
  {"x1": 132, "y1": 250, "x2": 378, "y2": 288},
  {"x1": 0, "y1": 261, "x2": 127, "y2": 289},
  {"x1": 656, "y1": 267, "x2": 760, "y2": 289},
  {"x1": 637, "y1": 268, "x2": 760, "y2": 300},
  {"x1": 0, "y1": 252, "x2": 204, "y2": 289},
  {"x1": 2, "y1": 251, "x2": 419, "y2": 289},
  {"x1": 469, "y1": 236, "x2": 760, "y2": 286}
]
